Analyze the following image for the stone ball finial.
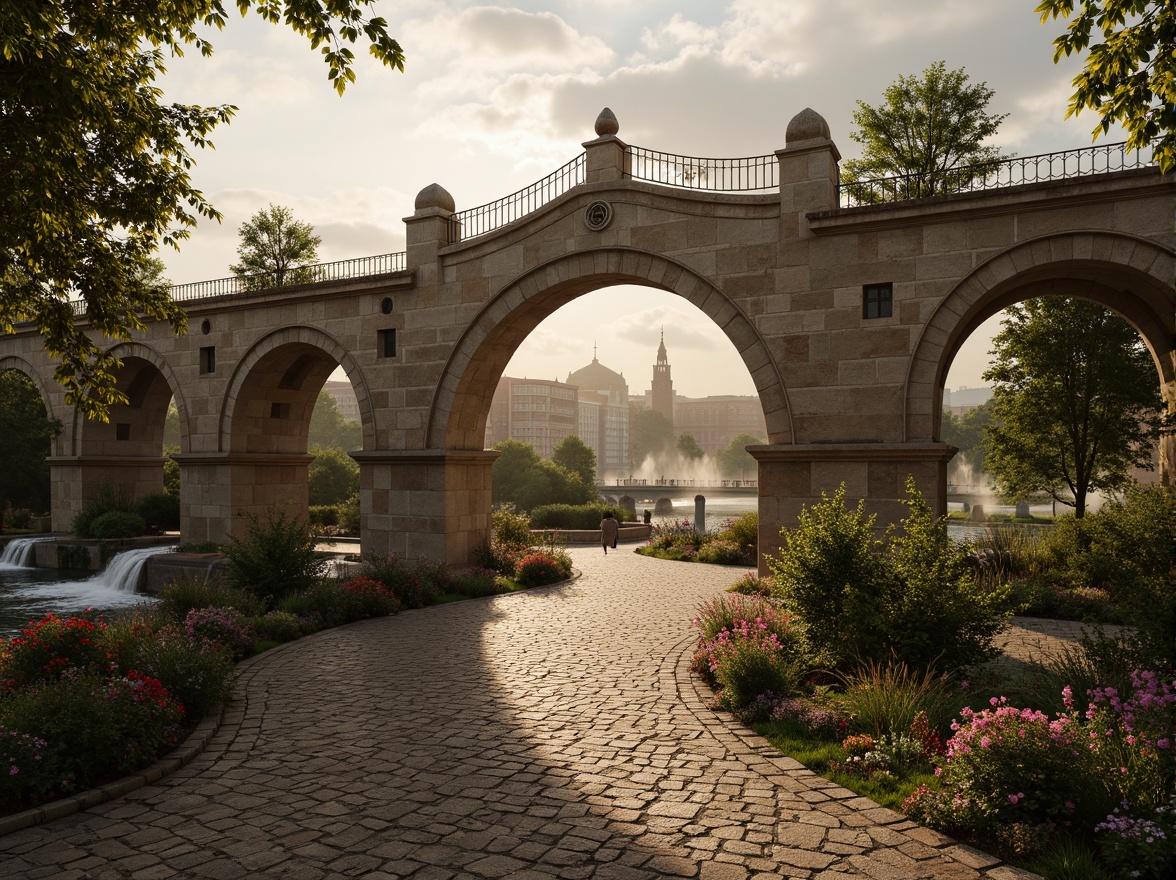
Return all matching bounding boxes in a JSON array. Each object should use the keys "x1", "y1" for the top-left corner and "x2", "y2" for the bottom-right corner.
[
  {"x1": 414, "y1": 182, "x2": 455, "y2": 213},
  {"x1": 595, "y1": 107, "x2": 619, "y2": 137},
  {"x1": 786, "y1": 108, "x2": 831, "y2": 144}
]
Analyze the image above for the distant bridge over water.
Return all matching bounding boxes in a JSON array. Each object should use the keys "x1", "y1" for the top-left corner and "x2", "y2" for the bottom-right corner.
[{"x1": 601, "y1": 479, "x2": 758, "y2": 497}]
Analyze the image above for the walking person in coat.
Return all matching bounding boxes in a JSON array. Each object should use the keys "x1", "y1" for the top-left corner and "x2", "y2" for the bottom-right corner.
[{"x1": 600, "y1": 512, "x2": 619, "y2": 554}]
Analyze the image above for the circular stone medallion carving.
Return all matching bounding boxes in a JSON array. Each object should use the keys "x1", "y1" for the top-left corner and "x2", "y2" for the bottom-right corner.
[{"x1": 584, "y1": 200, "x2": 613, "y2": 231}]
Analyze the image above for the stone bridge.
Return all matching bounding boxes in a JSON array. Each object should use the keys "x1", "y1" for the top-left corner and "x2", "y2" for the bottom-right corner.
[{"x1": 1, "y1": 108, "x2": 1172, "y2": 568}]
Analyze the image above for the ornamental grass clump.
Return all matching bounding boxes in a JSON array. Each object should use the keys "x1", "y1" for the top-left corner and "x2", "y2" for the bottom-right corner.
[{"x1": 837, "y1": 659, "x2": 960, "y2": 739}]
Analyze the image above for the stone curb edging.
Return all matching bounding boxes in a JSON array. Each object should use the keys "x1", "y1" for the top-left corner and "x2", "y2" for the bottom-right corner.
[
  {"x1": 669, "y1": 637, "x2": 1043, "y2": 880},
  {"x1": 0, "y1": 568, "x2": 586, "y2": 839}
]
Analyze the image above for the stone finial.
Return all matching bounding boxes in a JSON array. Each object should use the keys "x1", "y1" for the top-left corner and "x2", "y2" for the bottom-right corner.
[
  {"x1": 595, "y1": 107, "x2": 620, "y2": 137},
  {"x1": 785, "y1": 108, "x2": 831, "y2": 144},
  {"x1": 414, "y1": 183, "x2": 455, "y2": 213}
]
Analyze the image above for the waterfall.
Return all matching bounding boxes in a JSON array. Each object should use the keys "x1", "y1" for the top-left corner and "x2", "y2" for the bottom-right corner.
[
  {"x1": 99, "y1": 546, "x2": 174, "y2": 593},
  {"x1": 0, "y1": 537, "x2": 52, "y2": 568}
]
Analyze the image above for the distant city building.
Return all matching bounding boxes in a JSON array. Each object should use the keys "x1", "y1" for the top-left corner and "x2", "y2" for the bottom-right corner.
[
  {"x1": 485, "y1": 377, "x2": 578, "y2": 460},
  {"x1": 566, "y1": 351, "x2": 630, "y2": 480},
  {"x1": 672, "y1": 394, "x2": 767, "y2": 456},
  {"x1": 942, "y1": 386, "x2": 992, "y2": 415},
  {"x1": 650, "y1": 330, "x2": 674, "y2": 428},
  {"x1": 323, "y1": 379, "x2": 360, "y2": 422}
]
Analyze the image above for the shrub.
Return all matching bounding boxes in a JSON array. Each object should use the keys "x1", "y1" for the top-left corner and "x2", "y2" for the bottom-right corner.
[
  {"x1": 250, "y1": 610, "x2": 302, "y2": 643},
  {"x1": 514, "y1": 552, "x2": 569, "y2": 587},
  {"x1": 0, "y1": 730, "x2": 54, "y2": 808},
  {"x1": 1096, "y1": 795, "x2": 1176, "y2": 880},
  {"x1": 492, "y1": 506, "x2": 533, "y2": 553},
  {"x1": 529, "y1": 503, "x2": 630, "y2": 529},
  {"x1": 184, "y1": 607, "x2": 254, "y2": 661},
  {"x1": 0, "y1": 671, "x2": 182, "y2": 798},
  {"x1": 696, "y1": 538, "x2": 745, "y2": 565},
  {"x1": 157, "y1": 575, "x2": 266, "y2": 622},
  {"x1": 136, "y1": 492, "x2": 180, "y2": 531},
  {"x1": 719, "y1": 511, "x2": 758, "y2": 554},
  {"x1": 449, "y1": 567, "x2": 504, "y2": 598},
  {"x1": 130, "y1": 626, "x2": 236, "y2": 717},
  {"x1": 338, "y1": 576, "x2": 401, "y2": 620},
  {"x1": 362, "y1": 553, "x2": 445, "y2": 609},
  {"x1": 89, "y1": 510, "x2": 147, "y2": 539},
  {"x1": 7, "y1": 508, "x2": 31, "y2": 530},
  {"x1": 338, "y1": 493, "x2": 361, "y2": 533},
  {"x1": 769, "y1": 480, "x2": 1007, "y2": 672},
  {"x1": 225, "y1": 508, "x2": 324, "y2": 605},
  {"x1": 728, "y1": 571, "x2": 774, "y2": 596},
  {"x1": 72, "y1": 484, "x2": 136, "y2": 538},
  {"x1": 307, "y1": 505, "x2": 339, "y2": 528},
  {"x1": 0, "y1": 613, "x2": 112, "y2": 690}
]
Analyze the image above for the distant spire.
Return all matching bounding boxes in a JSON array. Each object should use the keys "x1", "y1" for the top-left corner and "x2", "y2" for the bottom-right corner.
[
  {"x1": 593, "y1": 340, "x2": 597, "y2": 361},
  {"x1": 657, "y1": 328, "x2": 668, "y2": 363}
]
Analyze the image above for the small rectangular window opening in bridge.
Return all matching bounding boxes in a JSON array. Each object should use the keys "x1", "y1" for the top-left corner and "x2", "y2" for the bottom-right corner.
[
  {"x1": 862, "y1": 283, "x2": 893, "y2": 319},
  {"x1": 270, "y1": 403, "x2": 290, "y2": 419},
  {"x1": 116, "y1": 423, "x2": 131, "y2": 441},
  {"x1": 378, "y1": 329, "x2": 397, "y2": 359},
  {"x1": 199, "y1": 346, "x2": 216, "y2": 374}
]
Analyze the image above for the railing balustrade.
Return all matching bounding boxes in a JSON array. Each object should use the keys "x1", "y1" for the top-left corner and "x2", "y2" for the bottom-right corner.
[
  {"x1": 839, "y1": 141, "x2": 1156, "y2": 208},
  {"x1": 450, "y1": 154, "x2": 586, "y2": 242},
  {"x1": 625, "y1": 147, "x2": 778, "y2": 192}
]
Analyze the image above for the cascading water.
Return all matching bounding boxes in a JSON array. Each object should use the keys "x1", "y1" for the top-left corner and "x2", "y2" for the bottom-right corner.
[
  {"x1": 0, "y1": 537, "x2": 53, "y2": 569},
  {"x1": 99, "y1": 546, "x2": 174, "y2": 592}
]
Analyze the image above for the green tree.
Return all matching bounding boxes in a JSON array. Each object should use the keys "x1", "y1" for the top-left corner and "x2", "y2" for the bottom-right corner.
[
  {"x1": 1038, "y1": 0, "x2": 1175, "y2": 173},
  {"x1": 630, "y1": 407, "x2": 675, "y2": 467},
  {"x1": 308, "y1": 390, "x2": 362, "y2": 451},
  {"x1": 716, "y1": 433, "x2": 764, "y2": 480},
  {"x1": 308, "y1": 447, "x2": 359, "y2": 506},
  {"x1": 0, "y1": 2, "x2": 404, "y2": 420},
  {"x1": 982, "y1": 298, "x2": 1163, "y2": 516},
  {"x1": 491, "y1": 440, "x2": 593, "y2": 511},
  {"x1": 231, "y1": 205, "x2": 323, "y2": 290},
  {"x1": 842, "y1": 61, "x2": 1009, "y2": 200},
  {"x1": 552, "y1": 434, "x2": 597, "y2": 486},
  {"x1": 676, "y1": 433, "x2": 705, "y2": 460},
  {"x1": 0, "y1": 371, "x2": 62, "y2": 513}
]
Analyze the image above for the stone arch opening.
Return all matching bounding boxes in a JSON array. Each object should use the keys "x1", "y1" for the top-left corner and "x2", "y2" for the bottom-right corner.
[
  {"x1": 68, "y1": 344, "x2": 188, "y2": 511},
  {"x1": 905, "y1": 231, "x2": 1175, "y2": 476},
  {"x1": 0, "y1": 357, "x2": 62, "y2": 521},
  {"x1": 427, "y1": 247, "x2": 791, "y2": 452}
]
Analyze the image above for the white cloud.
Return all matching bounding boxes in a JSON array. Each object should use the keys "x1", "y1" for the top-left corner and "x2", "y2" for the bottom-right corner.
[{"x1": 610, "y1": 306, "x2": 721, "y2": 352}]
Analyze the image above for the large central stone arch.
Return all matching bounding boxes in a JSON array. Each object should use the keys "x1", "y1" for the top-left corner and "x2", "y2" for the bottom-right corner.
[
  {"x1": 904, "y1": 230, "x2": 1176, "y2": 444},
  {"x1": 427, "y1": 246, "x2": 792, "y2": 450}
]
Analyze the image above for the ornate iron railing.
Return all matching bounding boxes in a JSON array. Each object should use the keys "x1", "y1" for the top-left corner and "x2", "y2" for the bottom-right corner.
[
  {"x1": 68, "y1": 251, "x2": 407, "y2": 315},
  {"x1": 626, "y1": 147, "x2": 778, "y2": 192},
  {"x1": 450, "y1": 153, "x2": 586, "y2": 242},
  {"x1": 839, "y1": 141, "x2": 1157, "y2": 208}
]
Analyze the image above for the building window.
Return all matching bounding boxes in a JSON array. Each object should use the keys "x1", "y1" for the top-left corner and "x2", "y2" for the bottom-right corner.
[
  {"x1": 199, "y1": 346, "x2": 216, "y2": 374},
  {"x1": 863, "y1": 283, "x2": 893, "y2": 319},
  {"x1": 116, "y1": 423, "x2": 131, "y2": 441},
  {"x1": 378, "y1": 329, "x2": 397, "y2": 358}
]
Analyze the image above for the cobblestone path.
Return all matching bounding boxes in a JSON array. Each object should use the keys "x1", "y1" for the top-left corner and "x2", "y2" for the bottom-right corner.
[{"x1": 0, "y1": 547, "x2": 1037, "y2": 880}]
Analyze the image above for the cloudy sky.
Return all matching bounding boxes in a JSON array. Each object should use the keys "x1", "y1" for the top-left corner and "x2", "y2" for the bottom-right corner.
[{"x1": 157, "y1": 0, "x2": 1105, "y2": 397}]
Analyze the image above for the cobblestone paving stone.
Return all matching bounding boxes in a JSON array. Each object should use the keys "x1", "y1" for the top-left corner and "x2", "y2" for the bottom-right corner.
[{"x1": 0, "y1": 547, "x2": 1042, "y2": 880}]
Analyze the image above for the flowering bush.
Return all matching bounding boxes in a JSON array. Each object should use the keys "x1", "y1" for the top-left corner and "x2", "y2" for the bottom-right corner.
[
  {"x1": 514, "y1": 552, "x2": 570, "y2": 587},
  {"x1": 905, "y1": 696, "x2": 1087, "y2": 837},
  {"x1": 0, "y1": 670, "x2": 182, "y2": 805},
  {"x1": 0, "y1": 614, "x2": 111, "y2": 691},
  {"x1": 131, "y1": 625, "x2": 236, "y2": 717},
  {"x1": 339, "y1": 576, "x2": 401, "y2": 620},
  {"x1": 766, "y1": 696, "x2": 850, "y2": 738},
  {"x1": 184, "y1": 607, "x2": 255, "y2": 661},
  {"x1": 1085, "y1": 671, "x2": 1176, "y2": 809},
  {"x1": 0, "y1": 729, "x2": 53, "y2": 808},
  {"x1": 728, "y1": 571, "x2": 774, "y2": 596},
  {"x1": 361, "y1": 553, "x2": 447, "y2": 608},
  {"x1": 692, "y1": 595, "x2": 805, "y2": 712},
  {"x1": 1096, "y1": 795, "x2": 1176, "y2": 879}
]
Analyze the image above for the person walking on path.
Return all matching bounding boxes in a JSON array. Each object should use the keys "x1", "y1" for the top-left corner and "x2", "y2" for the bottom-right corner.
[{"x1": 600, "y1": 512, "x2": 619, "y2": 554}]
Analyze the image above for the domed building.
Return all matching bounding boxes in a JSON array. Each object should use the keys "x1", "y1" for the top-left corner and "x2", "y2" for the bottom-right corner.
[{"x1": 567, "y1": 350, "x2": 630, "y2": 481}]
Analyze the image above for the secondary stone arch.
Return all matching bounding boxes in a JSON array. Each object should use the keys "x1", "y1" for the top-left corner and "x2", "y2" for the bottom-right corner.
[
  {"x1": 72, "y1": 341, "x2": 188, "y2": 457},
  {"x1": 0, "y1": 355, "x2": 63, "y2": 456},
  {"x1": 904, "y1": 230, "x2": 1176, "y2": 442},
  {"x1": 219, "y1": 326, "x2": 376, "y2": 454},
  {"x1": 427, "y1": 246, "x2": 792, "y2": 450}
]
